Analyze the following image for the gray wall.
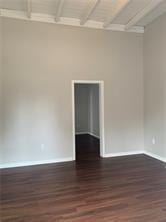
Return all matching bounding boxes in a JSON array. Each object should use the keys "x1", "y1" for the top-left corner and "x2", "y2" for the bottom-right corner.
[
  {"x1": 0, "y1": 18, "x2": 2, "y2": 162},
  {"x1": 89, "y1": 84, "x2": 100, "y2": 137},
  {"x1": 75, "y1": 84, "x2": 100, "y2": 138},
  {"x1": 75, "y1": 84, "x2": 90, "y2": 134},
  {"x1": 0, "y1": 18, "x2": 1, "y2": 106},
  {"x1": 144, "y1": 13, "x2": 166, "y2": 158},
  {"x1": 1, "y1": 18, "x2": 144, "y2": 165}
]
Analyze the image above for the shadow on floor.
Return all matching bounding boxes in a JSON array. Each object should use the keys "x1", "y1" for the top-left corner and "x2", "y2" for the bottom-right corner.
[{"x1": 75, "y1": 134, "x2": 100, "y2": 161}]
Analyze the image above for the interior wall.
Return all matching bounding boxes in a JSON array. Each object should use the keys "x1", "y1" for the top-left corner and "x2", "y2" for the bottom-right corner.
[
  {"x1": 75, "y1": 84, "x2": 90, "y2": 134},
  {"x1": 1, "y1": 18, "x2": 144, "y2": 166},
  {"x1": 144, "y1": 13, "x2": 166, "y2": 159},
  {"x1": 75, "y1": 84, "x2": 100, "y2": 138},
  {"x1": 0, "y1": 18, "x2": 2, "y2": 162},
  {"x1": 89, "y1": 84, "x2": 100, "y2": 137}
]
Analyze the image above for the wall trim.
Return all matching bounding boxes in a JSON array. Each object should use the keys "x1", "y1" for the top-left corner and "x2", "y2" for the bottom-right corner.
[
  {"x1": 75, "y1": 132, "x2": 89, "y2": 135},
  {"x1": 103, "y1": 151, "x2": 144, "y2": 158},
  {"x1": 144, "y1": 151, "x2": 166, "y2": 163},
  {"x1": 103, "y1": 150, "x2": 166, "y2": 163},
  {"x1": 89, "y1": 132, "x2": 100, "y2": 139},
  {"x1": 0, "y1": 157, "x2": 73, "y2": 169},
  {"x1": 1, "y1": 151, "x2": 165, "y2": 169},
  {"x1": 72, "y1": 80, "x2": 105, "y2": 159},
  {"x1": 75, "y1": 132, "x2": 100, "y2": 139}
]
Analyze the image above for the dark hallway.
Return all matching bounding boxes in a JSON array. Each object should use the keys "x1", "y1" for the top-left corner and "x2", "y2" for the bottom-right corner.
[{"x1": 76, "y1": 134, "x2": 100, "y2": 161}]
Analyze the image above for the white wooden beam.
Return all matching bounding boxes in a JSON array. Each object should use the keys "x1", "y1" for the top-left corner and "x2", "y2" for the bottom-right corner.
[
  {"x1": 80, "y1": 0, "x2": 100, "y2": 25},
  {"x1": 0, "y1": 9, "x2": 144, "y2": 33},
  {"x1": 125, "y1": 0, "x2": 164, "y2": 30},
  {"x1": 55, "y1": 0, "x2": 65, "y2": 22},
  {"x1": 103, "y1": 0, "x2": 131, "y2": 28},
  {"x1": 27, "y1": 0, "x2": 32, "y2": 19}
]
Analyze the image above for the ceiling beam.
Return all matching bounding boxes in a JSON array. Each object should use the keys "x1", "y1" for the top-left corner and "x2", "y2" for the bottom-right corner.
[
  {"x1": 55, "y1": 0, "x2": 65, "y2": 22},
  {"x1": 80, "y1": 0, "x2": 100, "y2": 25},
  {"x1": 0, "y1": 9, "x2": 144, "y2": 33},
  {"x1": 103, "y1": 0, "x2": 131, "y2": 28},
  {"x1": 27, "y1": 0, "x2": 32, "y2": 18},
  {"x1": 125, "y1": 0, "x2": 164, "y2": 30}
]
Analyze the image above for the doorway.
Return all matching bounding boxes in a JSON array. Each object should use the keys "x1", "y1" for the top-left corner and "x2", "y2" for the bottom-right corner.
[{"x1": 72, "y1": 80, "x2": 105, "y2": 161}]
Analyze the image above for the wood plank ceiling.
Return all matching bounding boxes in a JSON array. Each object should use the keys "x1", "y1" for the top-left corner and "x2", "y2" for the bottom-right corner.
[{"x1": 0, "y1": 0, "x2": 166, "y2": 33}]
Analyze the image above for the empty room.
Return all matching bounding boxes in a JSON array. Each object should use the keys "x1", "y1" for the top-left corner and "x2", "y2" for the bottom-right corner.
[{"x1": 0, "y1": 0, "x2": 166, "y2": 221}]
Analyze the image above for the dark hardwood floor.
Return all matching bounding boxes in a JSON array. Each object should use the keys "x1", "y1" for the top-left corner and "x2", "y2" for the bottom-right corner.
[
  {"x1": 76, "y1": 134, "x2": 100, "y2": 161},
  {"x1": 1, "y1": 136, "x2": 166, "y2": 221}
]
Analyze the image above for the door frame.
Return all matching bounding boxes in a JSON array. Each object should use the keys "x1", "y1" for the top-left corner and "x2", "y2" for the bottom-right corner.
[{"x1": 72, "y1": 80, "x2": 105, "y2": 160}]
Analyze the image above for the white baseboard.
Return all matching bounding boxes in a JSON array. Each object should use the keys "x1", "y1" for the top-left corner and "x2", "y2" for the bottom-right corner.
[
  {"x1": 0, "y1": 157, "x2": 73, "y2": 169},
  {"x1": 89, "y1": 133, "x2": 100, "y2": 139},
  {"x1": 103, "y1": 150, "x2": 166, "y2": 163},
  {"x1": 1, "y1": 151, "x2": 165, "y2": 169},
  {"x1": 103, "y1": 151, "x2": 144, "y2": 158},
  {"x1": 144, "y1": 151, "x2": 166, "y2": 163},
  {"x1": 76, "y1": 132, "x2": 100, "y2": 139},
  {"x1": 75, "y1": 132, "x2": 89, "y2": 135}
]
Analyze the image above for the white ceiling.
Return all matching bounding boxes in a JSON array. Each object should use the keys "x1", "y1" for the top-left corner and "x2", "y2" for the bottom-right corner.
[{"x1": 0, "y1": 0, "x2": 166, "y2": 33}]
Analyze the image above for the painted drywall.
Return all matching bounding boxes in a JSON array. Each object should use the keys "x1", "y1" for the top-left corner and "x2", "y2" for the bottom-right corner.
[
  {"x1": 144, "y1": 13, "x2": 166, "y2": 159},
  {"x1": 1, "y1": 18, "x2": 144, "y2": 166},
  {"x1": 0, "y1": 18, "x2": 3, "y2": 163},
  {"x1": 75, "y1": 84, "x2": 90, "y2": 134},
  {"x1": 89, "y1": 84, "x2": 100, "y2": 137},
  {"x1": 75, "y1": 84, "x2": 100, "y2": 138}
]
